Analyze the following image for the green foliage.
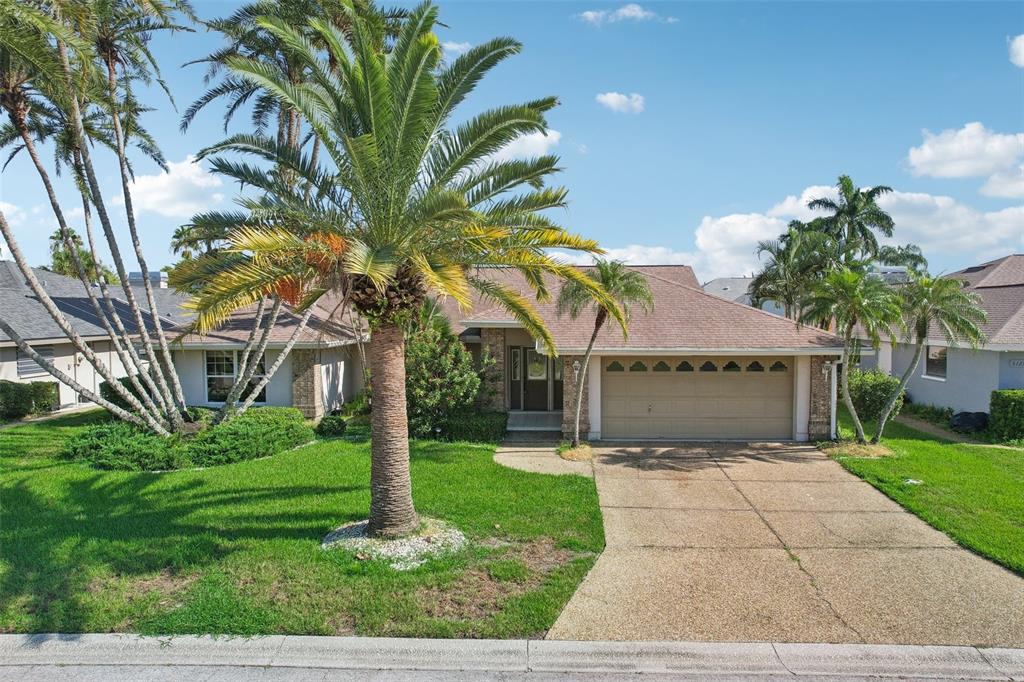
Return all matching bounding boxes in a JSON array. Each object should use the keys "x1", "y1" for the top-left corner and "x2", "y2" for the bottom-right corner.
[
  {"x1": 847, "y1": 368, "x2": 904, "y2": 422},
  {"x1": 99, "y1": 375, "x2": 155, "y2": 412},
  {"x1": 340, "y1": 389, "x2": 371, "y2": 417},
  {"x1": 63, "y1": 407, "x2": 314, "y2": 471},
  {"x1": 901, "y1": 401, "x2": 953, "y2": 427},
  {"x1": 0, "y1": 381, "x2": 36, "y2": 419},
  {"x1": 405, "y1": 325, "x2": 482, "y2": 438},
  {"x1": 315, "y1": 414, "x2": 348, "y2": 438},
  {"x1": 0, "y1": 380, "x2": 59, "y2": 419},
  {"x1": 989, "y1": 390, "x2": 1024, "y2": 442},
  {"x1": 436, "y1": 412, "x2": 508, "y2": 444}
]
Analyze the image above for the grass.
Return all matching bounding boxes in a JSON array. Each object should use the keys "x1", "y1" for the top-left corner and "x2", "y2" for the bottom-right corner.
[
  {"x1": 830, "y1": 408, "x2": 1024, "y2": 576},
  {"x1": 0, "y1": 411, "x2": 603, "y2": 637}
]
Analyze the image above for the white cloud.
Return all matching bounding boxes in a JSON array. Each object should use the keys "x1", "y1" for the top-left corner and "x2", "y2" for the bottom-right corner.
[
  {"x1": 441, "y1": 41, "x2": 471, "y2": 58},
  {"x1": 558, "y1": 185, "x2": 1023, "y2": 283},
  {"x1": 491, "y1": 130, "x2": 562, "y2": 162},
  {"x1": 1010, "y1": 34, "x2": 1024, "y2": 68},
  {"x1": 126, "y1": 156, "x2": 224, "y2": 219},
  {"x1": 981, "y1": 165, "x2": 1024, "y2": 198},
  {"x1": 0, "y1": 201, "x2": 26, "y2": 228},
  {"x1": 907, "y1": 122, "x2": 1024, "y2": 179},
  {"x1": 596, "y1": 92, "x2": 645, "y2": 114},
  {"x1": 578, "y1": 4, "x2": 674, "y2": 25}
]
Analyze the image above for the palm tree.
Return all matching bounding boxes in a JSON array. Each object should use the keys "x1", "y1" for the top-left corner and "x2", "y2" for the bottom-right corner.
[
  {"x1": 47, "y1": 228, "x2": 117, "y2": 283},
  {"x1": 807, "y1": 175, "x2": 894, "y2": 262},
  {"x1": 750, "y1": 224, "x2": 838, "y2": 320},
  {"x1": 872, "y1": 274, "x2": 986, "y2": 442},
  {"x1": 179, "y1": 2, "x2": 622, "y2": 537},
  {"x1": 556, "y1": 260, "x2": 652, "y2": 448},
  {"x1": 801, "y1": 269, "x2": 902, "y2": 444}
]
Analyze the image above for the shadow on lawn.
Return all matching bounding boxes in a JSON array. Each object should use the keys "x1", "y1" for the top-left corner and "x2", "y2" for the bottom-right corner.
[
  {"x1": 594, "y1": 442, "x2": 824, "y2": 472},
  {"x1": 0, "y1": 467, "x2": 363, "y2": 632}
]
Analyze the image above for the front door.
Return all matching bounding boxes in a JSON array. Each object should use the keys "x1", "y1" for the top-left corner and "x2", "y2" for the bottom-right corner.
[{"x1": 524, "y1": 349, "x2": 549, "y2": 410}]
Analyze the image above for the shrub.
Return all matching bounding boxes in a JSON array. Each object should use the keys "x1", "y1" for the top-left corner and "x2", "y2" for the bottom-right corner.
[
  {"x1": 0, "y1": 381, "x2": 35, "y2": 419},
  {"x1": 989, "y1": 390, "x2": 1024, "y2": 441},
  {"x1": 902, "y1": 401, "x2": 953, "y2": 426},
  {"x1": 99, "y1": 374, "x2": 158, "y2": 412},
  {"x1": 63, "y1": 406, "x2": 315, "y2": 471},
  {"x1": 341, "y1": 389, "x2": 371, "y2": 417},
  {"x1": 846, "y1": 368, "x2": 903, "y2": 422},
  {"x1": 28, "y1": 382, "x2": 59, "y2": 413},
  {"x1": 316, "y1": 414, "x2": 348, "y2": 438},
  {"x1": 435, "y1": 411, "x2": 508, "y2": 444},
  {"x1": 404, "y1": 325, "x2": 482, "y2": 438}
]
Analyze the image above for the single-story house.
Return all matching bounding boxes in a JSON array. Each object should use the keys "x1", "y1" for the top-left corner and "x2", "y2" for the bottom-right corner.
[
  {"x1": 442, "y1": 265, "x2": 843, "y2": 441},
  {"x1": 858, "y1": 254, "x2": 1024, "y2": 413},
  {"x1": 0, "y1": 261, "x2": 364, "y2": 418},
  {"x1": 702, "y1": 276, "x2": 785, "y2": 316}
]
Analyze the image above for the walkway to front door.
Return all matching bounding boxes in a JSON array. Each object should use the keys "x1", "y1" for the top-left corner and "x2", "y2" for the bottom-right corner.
[{"x1": 546, "y1": 442, "x2": 1024, "y2": 646}]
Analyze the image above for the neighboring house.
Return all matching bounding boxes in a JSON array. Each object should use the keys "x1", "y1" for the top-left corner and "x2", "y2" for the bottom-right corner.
[
  {"x1": 702, "y1": 276, "x2": 786, "y2": 317},
  {"x1": 440, "y1": 265, "x2": 842, "y2": 441},
  {"x1": 858, "y1": 254, "x2": 1024, "y2": 413},
  {"x1": 0, "y1": 261, "x2": 364, "y2": 418}
]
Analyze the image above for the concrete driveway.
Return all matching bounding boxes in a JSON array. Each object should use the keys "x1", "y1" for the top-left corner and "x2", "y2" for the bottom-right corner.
[{"x1": 547, "y1": 442, "x2": 1024, "y2": 646}]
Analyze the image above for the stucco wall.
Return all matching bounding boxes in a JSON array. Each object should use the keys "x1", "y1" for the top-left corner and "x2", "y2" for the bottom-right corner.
[
  {"x1": 892, "y1": 343, "x2": 1000, "y2": 413},
  {"x1": 174, "y1": 348, "x2": 293, "y2": 408},
  {"x1": 999, "y1": 352, "x2": 1024, "y2": 390},
  {"x1": 0, "y1": 341, "x2": 133, "y2": 409},
  {"x1": 320, "y1": 346, "x2": 364, "y2": 413}
]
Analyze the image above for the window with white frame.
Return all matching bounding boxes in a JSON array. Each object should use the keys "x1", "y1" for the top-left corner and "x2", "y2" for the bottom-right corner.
[
  {"x1": 924, "y1": 345, "x2": 947, "y2": 379},
  {"x1": 205, "y1": 350, "x2": 267, "y2": 403},
  {"x1": 17, "y1": 345, "x2": 53, "y2": 379}
]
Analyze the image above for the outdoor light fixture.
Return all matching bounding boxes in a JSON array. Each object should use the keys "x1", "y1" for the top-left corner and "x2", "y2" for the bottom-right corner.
[{"x1": 572, "y1": 359, "x2": 582, "y2": 381}]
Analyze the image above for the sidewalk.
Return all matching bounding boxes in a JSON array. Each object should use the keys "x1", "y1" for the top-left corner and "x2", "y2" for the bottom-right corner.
[{"x1": 1, "y1": 634, "x2": 1022, "y2": 680}]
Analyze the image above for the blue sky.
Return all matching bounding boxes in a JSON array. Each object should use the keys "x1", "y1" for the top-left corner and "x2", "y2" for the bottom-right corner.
[{"x1": 1, "y1": 1, "x2": 1022, "y2": 281}]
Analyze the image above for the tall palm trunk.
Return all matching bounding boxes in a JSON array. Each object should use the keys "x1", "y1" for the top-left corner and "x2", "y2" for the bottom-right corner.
[
  {"x1": 366, "y1": 321, "x2": 419, "y2": 537},
  {"x1": 872, "y1": 339, "x2": 925, "y2": 443},
  {"x1": 571, "y1": 309, "x2": 606, "y2": 448},
  {"x1": 840, "y1": 325, "x2": 867, "y2": 444}
]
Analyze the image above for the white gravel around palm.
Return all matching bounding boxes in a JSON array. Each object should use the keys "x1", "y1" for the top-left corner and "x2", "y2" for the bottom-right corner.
[{"x1": 320, "y1": 517, "x2": 468, "y2": 570}]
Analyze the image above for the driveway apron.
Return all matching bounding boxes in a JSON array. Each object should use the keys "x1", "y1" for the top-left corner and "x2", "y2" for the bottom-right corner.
[{"x1": 547, "y1": 442, "x2": 1024, "y2": 646}]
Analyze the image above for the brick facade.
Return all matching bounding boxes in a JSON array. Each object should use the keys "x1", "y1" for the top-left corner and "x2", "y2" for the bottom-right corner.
[
  {"x1": 561, "y1": 355, "x2": 590, "y2": 438},
  {"x1": 479, "y1": 327, "x2": 506, "y2": 411},
  {"x1": 291, "y1": 349, "x2": 324, "y2": 419},
  {"x1": 808, "y1": 355, "x2": 837, "y2": 440}
]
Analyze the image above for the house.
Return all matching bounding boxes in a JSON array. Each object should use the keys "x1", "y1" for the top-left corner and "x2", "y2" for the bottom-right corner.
[
  {"x1": 702, "y1": 276, "x2": 786, "y2": 316},
  {"x1": 858, "y1": 254, "x2": 1024, "y2": 413},
  {"x1": 0, "y1": 261, "x2": 364, "y2": 418},
  {"x1": 442, "y1": 265, "x2": 842, "y2": 441}
]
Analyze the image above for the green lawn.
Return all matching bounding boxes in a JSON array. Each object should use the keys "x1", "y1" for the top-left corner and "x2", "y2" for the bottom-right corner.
[
  {"x1": 833, "y1": 409, "x2": 1024, "y2": 576},
  {"x1": 0, "y1": 411, "x2": 603, "y2": 637}
]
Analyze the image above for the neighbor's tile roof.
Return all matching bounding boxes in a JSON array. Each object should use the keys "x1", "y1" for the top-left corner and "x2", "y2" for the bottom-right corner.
[{"x1": 443, "y1": 265, "x2": 841, "y2": 352}]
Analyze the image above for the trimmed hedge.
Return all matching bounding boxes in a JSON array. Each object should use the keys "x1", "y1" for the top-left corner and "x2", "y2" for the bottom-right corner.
[
  {"x1": 989, "y1": 390, "x2": 1024, "y2": 441},
  {"x1": 63, "y1": 406, "x2": 314, "y2": 471},
  {"x1": 435, "y1": 411, "x2": 508, "y2": 444},
  {"x1": 847, "y1": 368, "x2": 903, "y2": 422},
  {"x1": 316, "y1": 414, "x2": 348, "y2": 438},
  {"x1": 0, "y1": 380, "x2": 59, "y2": 419}
]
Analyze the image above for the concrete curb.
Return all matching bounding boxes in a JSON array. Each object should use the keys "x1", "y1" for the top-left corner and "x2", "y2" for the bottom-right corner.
[{"x1": 0, "y1": 635, "x2": 1021, "y2": 679}]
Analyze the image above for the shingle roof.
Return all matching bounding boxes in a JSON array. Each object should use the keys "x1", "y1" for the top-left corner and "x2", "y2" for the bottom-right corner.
[
  {"x1": 946, "y1": 254, "x2": 1024, "y2": 346},
  {"x1": 0, "y1": 260, "x2": 359, "y2": 348},
  {"x1": 445, "y1": 265, "x2": 841, "y2": 352}
]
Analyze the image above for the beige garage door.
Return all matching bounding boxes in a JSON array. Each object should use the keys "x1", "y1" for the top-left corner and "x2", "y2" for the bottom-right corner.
[{"x1": 601, "y1": 357, "x2": 794, "y2": 439}]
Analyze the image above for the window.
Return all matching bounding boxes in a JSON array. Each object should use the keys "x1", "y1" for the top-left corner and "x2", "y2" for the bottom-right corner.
[
  {"x1": 17, "y1": 345, "x2": 53, "y2": 379},
  {"x1": 653, "y1": 361, "x2": 671, "y2": 372},
  {"x1": 606, "y1": 361, "x2": 624, "y2": 372},
  {"x1": 699, "y1": 361, "x2": 717, "y2": 372},
  {"x1": 205, "y1": 350, "x2": 266, "y2": 403},
  {"x1": 629, "y1": 360, "x2": 648, "y2": 372},
  {"x1": 510, "y1": 348, "x2": 521, "y2": 381},
  {"x1": 769, "y1": 361, "x2": 788, "y2": 373},
  {"x1": 676, "y1": 360, "x2": 694, "y2": 372},
  {"x1": 924, "y1": 345, "x2": 947, "y2": 379},
  {"x1": 526, "y1": 351, "x2": 547, "y2": 380},
  {"x1": 723, "y1": 361, "x2": 741, "y2": 372},
  {"x1": 746, "y1": 361, "x2": 765, "y2": 372}
]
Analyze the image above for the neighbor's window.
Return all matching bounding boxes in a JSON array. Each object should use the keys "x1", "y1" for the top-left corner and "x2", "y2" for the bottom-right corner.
[
  {"x1": 924, "y1": 345, "x2": 947, "y2": 379},
  {"x1": 17, "y1": 345, "x2": 53, "y2": 379},
  {"x1": 510, "y1": 348, "x2": 521, "y2": 381},
  {"x1": 205, "y1": 350, "x2": 267, "y2": 403}
]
